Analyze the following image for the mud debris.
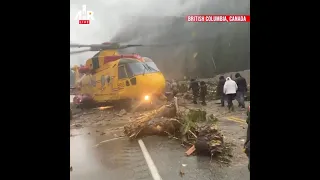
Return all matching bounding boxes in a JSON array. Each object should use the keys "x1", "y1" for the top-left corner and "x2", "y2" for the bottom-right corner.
[
  {"x1": 100, "y1": 132, "x2": 106, "y2": 136},
  {"x1": 74, "y1": 124, "x2": 82, "y2": 128},
  {"x1": 123, "y1": 98, "x2": 232, "y2": 161},
  {"x1": 117, "y1": 109, "x2": 127, "y2": 117}
]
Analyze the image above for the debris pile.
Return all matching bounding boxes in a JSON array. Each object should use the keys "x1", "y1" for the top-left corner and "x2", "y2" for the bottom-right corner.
[
  {"x1": 205, "y1": 81, "x2": 218, "y2": 100},
  {"x1": 177, "y1": 83, "x2": 188, "y2": 93},
  {"x1": 123, "y1": 104, "x2": 178, "y2": 139},
  {"x1": 195, "y1": 124, "x2": 224, "y2": 156},
  {"x1": 123, "y1": 97, "x2": 231, "y2": 159},
  {"x1": 180, "y1": 81, "x2": 219, "y2": 101}
]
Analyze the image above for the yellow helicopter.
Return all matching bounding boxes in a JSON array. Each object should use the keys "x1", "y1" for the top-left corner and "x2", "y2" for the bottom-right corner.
[{"x1": 70, "y1": 42, "x2": 166, "y2": 109}]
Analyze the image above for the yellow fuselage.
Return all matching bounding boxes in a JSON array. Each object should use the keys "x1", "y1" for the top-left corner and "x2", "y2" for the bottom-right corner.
[{"x1": 78, "y1": 51, "x2": 166, "y2": 103}]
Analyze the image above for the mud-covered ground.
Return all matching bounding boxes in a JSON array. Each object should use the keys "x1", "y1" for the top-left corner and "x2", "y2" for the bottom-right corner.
[{"x1": 70, "y1": 97, "x2": 249, "y2": 180}]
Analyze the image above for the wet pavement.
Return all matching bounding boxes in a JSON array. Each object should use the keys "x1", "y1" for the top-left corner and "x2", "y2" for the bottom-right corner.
[
  {"x1": 70, "y1": 135, "x2": 152, "y2": 180},
  {"x1": 142, "y1": 136, "x2": 249, "y2": 180},
  {"x1": 70, "y1": 119, "x2": 249, "y2": 180},
  {"x1": 70, "y1": 95, "x2": 249, "y2": 180}
]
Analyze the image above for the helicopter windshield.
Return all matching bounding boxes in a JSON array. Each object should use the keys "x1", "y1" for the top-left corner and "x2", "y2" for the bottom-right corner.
[
  {"x1": 127, "y1": 62, "x2": 159, "y2": 75},
  {"x1": 142, "y1": 57, "x2": 160, "y2": 72},
  {"x1": 145, "y1": 62, "x2": 160, "y2": 72}
]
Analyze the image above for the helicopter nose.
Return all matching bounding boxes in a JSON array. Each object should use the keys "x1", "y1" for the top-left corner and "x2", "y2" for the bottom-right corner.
[{"x1": 140, "y1": 73, "x2": 165, "y2": 95}]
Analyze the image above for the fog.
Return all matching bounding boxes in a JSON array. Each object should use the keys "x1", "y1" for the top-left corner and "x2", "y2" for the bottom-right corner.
[{"x1": 70, "y1": 0, "x2": 250, "y2": 79}]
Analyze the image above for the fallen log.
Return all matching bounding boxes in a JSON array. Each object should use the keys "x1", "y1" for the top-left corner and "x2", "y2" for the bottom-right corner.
[
  {"x1": 123, "y1": 98, "x2": 232, "y2": 161},
  {"x1": 123, "y1": 104, "x2": 177, "y2": 139}
]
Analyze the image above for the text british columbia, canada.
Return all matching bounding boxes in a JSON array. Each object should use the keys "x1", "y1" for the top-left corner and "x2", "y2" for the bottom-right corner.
[{"x1": 187, "y1": 15, "x2": 247, "y2": 22}]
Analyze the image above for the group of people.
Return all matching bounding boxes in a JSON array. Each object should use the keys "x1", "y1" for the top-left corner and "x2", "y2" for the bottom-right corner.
[
  {"x1": 186, "y1": 74, "x2": 249, "y2": 171},
  {"x1": 166, "y1": 79, "x2": 207, "y2": 105},
  {"x1": 167, "y1": 73, "x2": 248, "y2": 110},
  {"x1": 217, "y1": 73, "x2": 248, "y2": 111},
  {"x1": 168, "y1": 75, "x2": 249, "y2": 171},
  {"x1": 188, "y1": 79, "x2": 208, "y2": 105}
]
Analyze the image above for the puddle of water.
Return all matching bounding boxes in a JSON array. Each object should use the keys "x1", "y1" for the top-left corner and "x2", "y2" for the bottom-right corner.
[
  {"x1": 70, "y1": 128, "x2": 121, "y2": 176},
  {"x1": 70, "y1": 127, "x2": 147, "y2": 180},
  {"x1": 70, "y1": 132, "x2": 103, "y2": 175}
]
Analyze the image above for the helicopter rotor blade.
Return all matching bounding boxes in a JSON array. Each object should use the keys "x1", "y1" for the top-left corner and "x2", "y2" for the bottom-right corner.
[
  {"x1": 70, "y1": 44, "x2": 102, "y2": 48},
  {"x1": 70, "y1": 37, "x2": 221, "y2": 53},
  {"x1": 70, "y1": 42, "x2": 144, "y2": 52},
  {"x1": 70, "y1": 49, "x2": 91, "y2": 55},
  {"x1": 120, "y1": 44, "x2": 143, "y2": 48},
  {"x1": 70, "y1": 44, "x2": 85, "y2": 48}
]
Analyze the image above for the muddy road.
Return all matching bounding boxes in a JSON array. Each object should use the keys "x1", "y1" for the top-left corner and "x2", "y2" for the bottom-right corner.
[{"x1": 70, "y1": 98, "x2": 249, "y2": 180}]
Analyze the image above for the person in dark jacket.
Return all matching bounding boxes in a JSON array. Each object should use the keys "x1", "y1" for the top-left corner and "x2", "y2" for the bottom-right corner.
[
  {"x1": 244, "y1": 106, "x2": 250, "y2": 171},
  {"x1": 170, "y1": 79, "x2": 178, "y2": 97},
  {"x1": 189, "y1": 79, "x2": 199, "y2": 104},
  {"x1": 199, "y1": 81, "x2": 207, "y2": 105},
  {"x1": 217, "y1": 76, "x2": 226, "y2": 107},
  {"x1": 235, "y1": 73, "x2": 248, "y2": 108}
]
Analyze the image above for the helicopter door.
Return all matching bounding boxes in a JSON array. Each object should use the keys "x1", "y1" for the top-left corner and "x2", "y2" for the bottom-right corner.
[
  {"x1": 118, "y1": 64, "x2": 135, "y2": 98},
  {"x1": 118, "y1": 65, "x2": 129, "y2": 89},
  {"x1": 92, "y1": 57, "x2": 100, "y2": 70}
]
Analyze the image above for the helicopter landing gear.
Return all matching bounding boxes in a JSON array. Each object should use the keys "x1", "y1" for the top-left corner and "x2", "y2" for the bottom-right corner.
[
  {"x1": 77, "y1": 100, "x2": 95, "y2": 110},
  {"x1": 123, "y1": 99, "x2": 133, "y2": 111},
  {"x1": 114, "y1": 99, "x2": 132, "y2": 111},
  {"x1": 141, "y1": 101, "x2": 153, "y2": 111}
]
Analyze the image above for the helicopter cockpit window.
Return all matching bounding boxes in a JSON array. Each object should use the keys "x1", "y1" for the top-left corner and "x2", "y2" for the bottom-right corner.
[
  {"x1": 125, "y1": 64, "x2": 134, "y2": 77},
  {"x1": 143, "y1": 57, "x2": 153, "y2": 62},
  {"x1": 145, "y1": 62, "x2": 160, "y2": 72},
  {"x1": 127, "y1": 63, "x2": 146, "y2": 75},
  {"x1": 143, "y1": 57, "x2": 160, "y2": 72},
  {"x1": 127, "y1": 62, "x2": 159, "y2": 75},
  {"x1": 118, "y1": 65, "x2": 128, "y2": 79}
]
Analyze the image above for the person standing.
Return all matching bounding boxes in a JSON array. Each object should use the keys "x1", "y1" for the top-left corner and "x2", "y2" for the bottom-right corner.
[
  {"x1": 223, "y1": 77, "x2": 238, "y2": 111},
  {"x1": 217, "y1": 76, "x2": 226, "y2": 107},
  {"x1": 199, "y1": 81, "x2": 207, "y2": 105},
  {"x1": 189, "y1": 79, "x2": 200, "y2": 104},
  {"x1": 170, "y1": 79, "x2": 178, "y2": 97},
  {"x1": 235, "y1": 73, "x2": 248, "y2": 108}
]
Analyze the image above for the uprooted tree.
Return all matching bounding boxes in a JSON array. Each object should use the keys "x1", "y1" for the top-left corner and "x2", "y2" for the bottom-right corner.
[{"x1": 123, "y1": 97, "x2": 233, "y2": 161}]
